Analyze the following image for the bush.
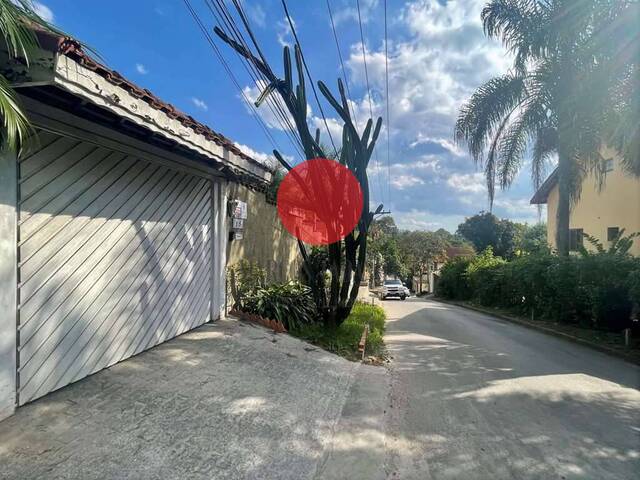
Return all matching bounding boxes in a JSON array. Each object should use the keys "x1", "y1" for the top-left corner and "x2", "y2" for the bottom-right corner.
[
  {"x1": 435, "y1": 257, "x2": 472, "y2": 299},
  {"x1": 243, "y1": 281, "x2": 317, "y2": 331},
  {"x1": 292, "y1": 302, "x2": 386, "y2": 359},
  {"x1": 227, "y1": 260, "x2": 266, "y2": 309},
  {"x1": 435, "y1": 249, "x2": 640, "y2": 332},
  {"x1": 465, "y1": 248, "x2": 507, "y2": 306}
]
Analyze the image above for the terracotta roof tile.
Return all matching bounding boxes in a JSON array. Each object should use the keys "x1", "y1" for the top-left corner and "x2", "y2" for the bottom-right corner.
[{"x1": 51, "y1": 34, "x2": 270, "y2": 173}]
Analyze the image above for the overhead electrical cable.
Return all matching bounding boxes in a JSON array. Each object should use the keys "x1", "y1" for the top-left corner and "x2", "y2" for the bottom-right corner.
[
  {"x1": 182, "y1": 0, "x2": 286, "y2": 160},
  {"x1": 356, "y1": 0, "x2": 385, "y2": 205},
  {"x1": 326, "y1": 0, "x2": 358, "y2": 126},
  {"x1": 384, "y1": 0, "x2": 391, "y2": 205},
  {"x1": 204, "y1": 0, "x2": 304, "y2": 158},
  {"x1": 281, "y1": 0, "x2": 339, "y2": 159}
]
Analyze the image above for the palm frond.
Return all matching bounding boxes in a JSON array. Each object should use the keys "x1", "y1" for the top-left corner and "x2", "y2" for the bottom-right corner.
[
  {"x1": 482, "y1": 0, "x2": 551, "y2": 69},
  {"x1": 531, "y1": 125, "x2": 556, "y2": 191},
  {"x1": 0, "y1": 0, "x2": 40, "y2": 61},
  {"x1": 0, "y1": 73, "x2": 30, "y2": 151},
  {"x1": 454, "y1": 73, "x2": 525, "y2": 164}
]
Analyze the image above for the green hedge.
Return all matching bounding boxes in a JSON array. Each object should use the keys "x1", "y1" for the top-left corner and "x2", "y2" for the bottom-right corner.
[{"x1": 435, "y1": 249, "x2": 640, "y2": 331}]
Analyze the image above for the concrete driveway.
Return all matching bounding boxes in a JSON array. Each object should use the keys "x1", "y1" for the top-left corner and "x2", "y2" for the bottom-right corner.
[
  {"x1": 0, "y1": 319, "x2": 387, "y2": 480},
  {"x1": 3, "y1": 299, "x2": 639, "y2": 479},
  {"x1": 382, "y1": 297, "x2": 640, "y2": 479}
]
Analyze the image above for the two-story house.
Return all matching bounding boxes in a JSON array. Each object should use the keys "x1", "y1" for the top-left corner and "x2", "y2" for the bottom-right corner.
[{"x1": 530, "y1": 151, "x2": 640, "y2": 255}]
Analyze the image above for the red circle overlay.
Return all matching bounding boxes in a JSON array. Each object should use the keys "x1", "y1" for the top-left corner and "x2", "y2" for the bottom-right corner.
[{"x1": 277, "y1": 158, "x2": 364, "y2": 245}]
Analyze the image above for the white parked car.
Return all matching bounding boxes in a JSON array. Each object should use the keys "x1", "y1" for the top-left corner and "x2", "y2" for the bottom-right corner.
[{"x1": 381, "y1": 279, "x2": 408, "y2": 300}]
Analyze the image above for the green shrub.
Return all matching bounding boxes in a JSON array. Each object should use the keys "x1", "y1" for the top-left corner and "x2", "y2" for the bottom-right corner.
[
  {"x1": 465, "y1": 248, "x2": 507, "y2": 306},
  {"x1": 227, "y1": 260, "x2": 266, "y2": 309},
  {"x1": 435, "y1": 257, "x2": 472, "y2": 299},
  {"x1": 243, "y1": 281, "x2": 317, "y2": 330},
  {"x1": 435, "y1": 247, "x2": 640, "y2": 331},
  {"x1": 292, "y1": 302, "x2": 386, "y2": 359}
]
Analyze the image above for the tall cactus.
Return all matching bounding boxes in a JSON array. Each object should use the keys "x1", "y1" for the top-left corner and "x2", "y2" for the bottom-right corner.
[{"x1": 215, "y1": 28, "x2": 383, "y2": 327}]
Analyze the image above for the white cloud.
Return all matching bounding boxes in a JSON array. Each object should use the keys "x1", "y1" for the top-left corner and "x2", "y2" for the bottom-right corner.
[
  {"x1": 332, "y1": 0, "x2": 379, "y2": 26},
  {"x1": 446, "y1": 172, "x2": 485, "y2": 193},
  {"x1": 32, "y1": 1, "x2": 53, "y2": 22},
  {"x1": 234, "y1": 143, "x2": 273, "y2": 166},
  {"x1": 276, "y1": 16, "x2": 296, "y2": 47},
  {"x1": 191, "y1": 97, "x2": 208, "y2": 111},
  {"x1": 493, "y1": 197, "x2": 545, "y2": 224},
  {"x1": 234, "y1": 142, "x2": 293, "y2": 168},
  {"x1": 135, "y1": 63, "x2": 148, "y2": 75},
  {"x1": 391, "y1": 174, "x2": 425, "y2": 189},
  {"x1": 246, "y1": 3, "x2": 266, "y2": 28}
]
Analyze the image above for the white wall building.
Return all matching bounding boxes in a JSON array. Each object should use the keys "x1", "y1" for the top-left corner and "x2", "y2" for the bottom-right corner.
[{"x1": 0, "y1": 31, "x2": 271, "y2": 420}]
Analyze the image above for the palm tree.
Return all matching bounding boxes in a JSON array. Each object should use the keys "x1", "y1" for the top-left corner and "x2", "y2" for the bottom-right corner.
[
  {"x1": 0, "y1": 0, "x2": 57, "y2": 151},
  {"x1": 455, "y1": 0, "x2": 638, "y2": 255}
]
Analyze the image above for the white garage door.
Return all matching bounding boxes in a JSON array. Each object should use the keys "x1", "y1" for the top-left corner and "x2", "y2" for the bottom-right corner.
[{"x1": 17, "y1": 130, "x2": 213, "y2": 405}]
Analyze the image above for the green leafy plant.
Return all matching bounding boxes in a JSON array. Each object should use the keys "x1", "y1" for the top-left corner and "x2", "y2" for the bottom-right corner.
[
  {"x1": 227, "y1": 260, "x2": 266, "y2": 310},
  {"x1": 215, "y1": 21, "x2": 383, "y2": 328},
  {"x1": 435, "y1": 257, "x2": 472, "y2": 300},
  {"x1": 0, "y1": 0, "x2": 70, "y2": 151},
  {"x1": 292, "y1": 302, "x2": 386, "y2": 360},
  {"x1": 243, "y1": 281, "x2": 317, "y2": 331},
  {"x1": 436, "y1": 248, "x2": 639, "y2": 332},
  {"x1": 580, "y1": 229, "x2": 640, "y2": 256}
]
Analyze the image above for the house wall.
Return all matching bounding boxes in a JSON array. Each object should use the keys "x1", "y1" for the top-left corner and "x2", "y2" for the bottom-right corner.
[
  {"x1": 0, "y1": 151, "x2": 17, "y2": 421},
  {"x1": 547, "y1": 152, "x2": 640, "y2": 255},
  {"x1": 226, "y1": 184, "x2": 301, "y2": 283}
]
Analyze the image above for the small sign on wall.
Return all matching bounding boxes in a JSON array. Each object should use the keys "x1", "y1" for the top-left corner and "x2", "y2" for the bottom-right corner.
[
  {"x1": 229, "y1": 200, "x2": 247, "y2": 220},
  {"x1": 228, "y1": 199, "x2": 247, "y2": 242},
  {"x1": 232, "y1": 218, "x2": 244, "y2": 230}
]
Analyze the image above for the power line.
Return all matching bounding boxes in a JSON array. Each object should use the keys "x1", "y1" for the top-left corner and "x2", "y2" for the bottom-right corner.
[
  {"x1": 204, "y1": 0, "x2": 305, "y2": 158},
  {"x1": 281, "y1": 0, "x2": 339, "y2": 159},
  {"x1": 182, "y1": 0, "x2": 285, "y2": 159},
  {"x1": 384, "y1": 0, "x2": 391, "y2": 206},
  {"x1": 326, "y1": 0, "x2": 358, "y2": 126},
  {"x1": 356, "y1": 0, "x2": 384, "y2": 206}
]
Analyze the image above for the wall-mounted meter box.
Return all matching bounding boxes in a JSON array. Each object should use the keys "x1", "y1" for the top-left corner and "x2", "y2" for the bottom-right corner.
[{"x1": 228, "y1": 200, "x2": 247, "y2": 220}]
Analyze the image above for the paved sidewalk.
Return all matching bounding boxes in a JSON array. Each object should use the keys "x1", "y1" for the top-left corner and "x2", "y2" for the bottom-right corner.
[{"x1": 0, "y1": 319, "x2": 388, "y2": 480}]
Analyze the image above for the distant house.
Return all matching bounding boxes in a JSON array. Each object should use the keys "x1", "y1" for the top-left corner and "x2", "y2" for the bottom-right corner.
[
  {"x1": 413, "y1": 246, "x2": 474, "y2": 294},
  {"x1": 531, "y1": 151, "x2": 640, "y2": 256}
]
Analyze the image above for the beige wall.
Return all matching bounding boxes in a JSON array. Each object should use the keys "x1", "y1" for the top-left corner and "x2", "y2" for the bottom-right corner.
[
  {"x1": 226, "y1": 184, "x2": 301, "y2": 283},
  {"x1": 547, "y1": 153, "x2": 640, "y2": 255}
]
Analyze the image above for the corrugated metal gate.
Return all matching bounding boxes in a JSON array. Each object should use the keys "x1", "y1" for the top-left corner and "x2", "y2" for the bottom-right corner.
[{"x1": 16, "y1": 130, "x2": 213, "y2": 405}]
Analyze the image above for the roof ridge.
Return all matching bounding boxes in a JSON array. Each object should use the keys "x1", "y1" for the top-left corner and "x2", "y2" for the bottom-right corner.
[{"x1": 50, "y1": 35, "x2": 271, "y2": 173}]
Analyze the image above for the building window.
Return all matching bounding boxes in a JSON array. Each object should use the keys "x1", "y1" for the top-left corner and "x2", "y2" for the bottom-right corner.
[
  {"x1": 605, "y1": 158, "x2": 614, "y2": 172},
  {"x1": 569, "y1": 228, "x2": 584, "y2": 251},
  {"x1": 607, "y1": 227, "x2": 620, "y2": 242}
]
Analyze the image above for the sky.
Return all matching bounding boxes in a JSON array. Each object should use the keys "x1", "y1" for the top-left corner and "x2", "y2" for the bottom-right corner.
[{"x1": 39, "y1": 0, "x2": 546, "y2": 233}]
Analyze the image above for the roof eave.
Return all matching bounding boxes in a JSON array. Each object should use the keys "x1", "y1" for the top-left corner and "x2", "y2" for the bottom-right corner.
[
  {"x1": 530, "y1": 168, "x2": 558, "y2": 205},
  {"x1": 51, "y1": 54, "x2": 270, "y2": 183}
]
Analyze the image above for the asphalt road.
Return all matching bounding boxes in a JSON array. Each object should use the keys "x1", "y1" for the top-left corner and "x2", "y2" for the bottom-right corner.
[{"x1": 381, "y1": 297, "x2": 640, "y2": 480}]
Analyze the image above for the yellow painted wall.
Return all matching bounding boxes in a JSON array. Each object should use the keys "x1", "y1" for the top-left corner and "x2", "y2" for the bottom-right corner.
[
  {"x1": 226, "y1": 184, "x2": 301, "y2": 282},
  {"x1": 546, "y1": 153, "x2": 640, "y2": 255}
]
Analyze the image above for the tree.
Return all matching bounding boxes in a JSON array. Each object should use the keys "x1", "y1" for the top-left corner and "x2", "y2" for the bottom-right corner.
[
  {"x1": 398, "y1": 230, "x2": 448, "y2": 293},
  {"x1": 0, "y1": 1, "x2": 59, "y2": 151},
  {"x1": 216, "y1": 25, "x2": 383, "y2": 328},
  {"x1": 455, "y1": 0, "x2": 639, "y2": 256},
  {"x1": 520, "y1": 223, "x2": 548, "y2": 254},
  {"x1": 367, "y1": 217, "x2": 406, "y2": 285},
  {"x1": 457, "y1": 211, "x2": 523, "y2": 259}
]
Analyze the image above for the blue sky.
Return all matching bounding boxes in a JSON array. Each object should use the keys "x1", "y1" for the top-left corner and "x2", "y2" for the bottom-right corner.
[{"x1": 38, "y1": 0, "x2": 546, "y2": 232}]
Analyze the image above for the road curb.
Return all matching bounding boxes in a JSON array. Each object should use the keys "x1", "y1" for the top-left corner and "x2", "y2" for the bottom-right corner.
[{"x1": 434, "y1": 298, "x2": 640, "y2": 366}]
